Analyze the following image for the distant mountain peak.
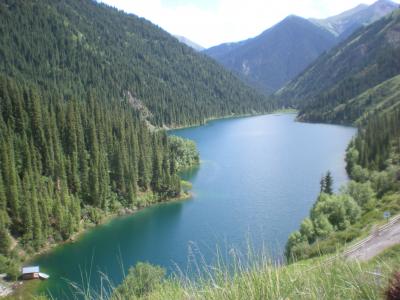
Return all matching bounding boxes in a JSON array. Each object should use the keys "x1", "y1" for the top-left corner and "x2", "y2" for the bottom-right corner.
[
  {"x1": 279, "y1": 15, "x2": 310, "y2": 25},
  {"x1": 174, "y1": 35, "x2": 204, "y2": 51},
  {"x1": 371, "y1": 0, "x2": 398, "y2": 10},
  {"x1": 203, "y1": 0, "x2": 398, "y2": 95},
  {"x1": 284, "y1": 14, "x2": 303, "y2": 20},
  {"x1": 318, "y1": 4, "x2": 368, "y2": 22},
  {"x1": 204, "y1": 15, "x2": 336, "y2": 93},
  {"x1": 374, "y1": 0, "x2": 397, "y2": 5},
  {"x1": 309, "y1": 0, "x2": 398, "y2": 38}
]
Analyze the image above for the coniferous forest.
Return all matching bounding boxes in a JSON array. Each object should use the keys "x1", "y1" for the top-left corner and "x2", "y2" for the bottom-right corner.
[
  {"x1": 0, "y1": 0, "x2": 278, "y2": 272},
  {"x1": 0, "y1": 0, "x2": 274, "y2": 127},
  {"x1": 278, "y1": 10, "x2": 400, "y2": 124},
  {"x1": 0, "y1": 73, "x2": 200, "y2": 269}
]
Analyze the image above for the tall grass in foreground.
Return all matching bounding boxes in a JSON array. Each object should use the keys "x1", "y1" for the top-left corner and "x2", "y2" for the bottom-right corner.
[{"x1": 60, "y1": 245, "x2": 400, "y2": 300}]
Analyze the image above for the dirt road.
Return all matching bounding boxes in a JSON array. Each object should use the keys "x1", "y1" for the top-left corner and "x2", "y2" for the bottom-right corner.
[{"x1": 345, "y1": 218, "x2": 400, "y2": 261}]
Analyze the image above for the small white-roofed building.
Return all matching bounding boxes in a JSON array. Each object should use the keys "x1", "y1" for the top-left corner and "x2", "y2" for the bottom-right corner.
[{"x1": 21, "y1": 266, "x2": 40, "y2": 280}]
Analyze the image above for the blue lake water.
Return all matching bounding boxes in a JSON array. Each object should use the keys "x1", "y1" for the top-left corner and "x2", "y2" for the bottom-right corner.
[{"x1": 34, "y1": 114, "x2": 356, "y2": 298}]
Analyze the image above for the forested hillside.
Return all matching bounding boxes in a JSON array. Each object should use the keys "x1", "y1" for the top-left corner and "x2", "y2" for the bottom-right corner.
[
  {"x1": 0, "y1": 0, "x2": 279, "y2": 275},
  {"x1": 278, "y1": 9, "x2": 400, "y2": 124},
  {"x1": 285, "y1": 103, "x2": 400, "y2": 261},
  {"x1": 351, "y1": 107, "x2": 400, "y2": 171},
  {"x1": 0, "y1": 0, "x2": 273, "y2": 128},
  {"x1": 277, "y1": 9, "x2": 400, "y2": 263},
  {"x1": 321, "y1": 75, "x2": 400, "y2": 125},
  {"x1": 0, "y1": 73, "x2": 201, "y2": 274}
]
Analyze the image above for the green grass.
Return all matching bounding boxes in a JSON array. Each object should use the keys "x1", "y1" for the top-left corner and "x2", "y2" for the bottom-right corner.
[
  {"x1": 3, "y1": 280, "x2": 42, "y2": 300},
  {"x1": 47, "y1": 245, "x2": 400, "y2": 300}
]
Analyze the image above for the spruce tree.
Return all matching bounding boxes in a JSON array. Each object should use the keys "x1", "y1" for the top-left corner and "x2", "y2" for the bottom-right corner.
[
  {"x1": 0, "y1": 173, "x2": 8, "y2": 225},
  {"x1": 0, "y1": 218, "x2": 11, "y2": 255},
  {"x1": 320, "y1": 176, "x2": 326, "y2": 194},
  {"x1": 31, "y1": 194, "x2": 43, "y2": 250},
  {"x1": 324, "y1": 171, "x2": 333, "y2": 195},
  {"x1": 0, "y1": 138, "x2": 20, "y2": 230},
  {"x1": 20, "y1": 175, "x2": 33, "y2": 242},
  {"x1": 0, "y1": 69, "x2": 199, "y2": 255}
]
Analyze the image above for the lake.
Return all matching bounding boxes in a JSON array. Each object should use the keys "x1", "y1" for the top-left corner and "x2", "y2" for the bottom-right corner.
[{"x1": 34, "y1": 114, "x2": 356, "y2": 299}]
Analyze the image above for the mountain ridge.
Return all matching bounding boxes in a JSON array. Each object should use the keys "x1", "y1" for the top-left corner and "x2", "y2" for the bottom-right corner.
[
  {"x1": 0, "y1": 0, "x2": 273, "y2": 128},
  {"x1": 204, "y1": 15, "x2": 337, "y2": 94},
  {"x1": 310, "y1": 0, "x2": 399, "y2": 40},
  {"x1": 174, "y1": 35, "x2": 204, "y2": 51},
  {"x1": 277, "y1": 9, "x2": 400, "y2": 124},
  {"x1": 203, "y1": 0, "x2": 398, "y2": 94}
]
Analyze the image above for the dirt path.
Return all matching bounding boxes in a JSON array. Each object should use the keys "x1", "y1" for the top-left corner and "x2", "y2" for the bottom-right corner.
[
  {"x1": 0, "y1": 281, "x2": 13, "y2": 297},
  {"x1": 345, "y1": 216, "x2": 400, "y2": 261}
]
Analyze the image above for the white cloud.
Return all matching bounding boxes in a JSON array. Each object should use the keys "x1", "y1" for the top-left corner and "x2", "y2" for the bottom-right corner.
[{"x1": 99, "y1": 0, "x2": 400, "y2": 48}]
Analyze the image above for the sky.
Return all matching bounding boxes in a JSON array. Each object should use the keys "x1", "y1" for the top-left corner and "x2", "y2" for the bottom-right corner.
[{"x1": 98, "y1": 0, "x2": 400, "y2": 48}]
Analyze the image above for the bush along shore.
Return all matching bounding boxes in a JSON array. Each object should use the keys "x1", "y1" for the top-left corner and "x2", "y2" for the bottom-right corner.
[{"x1": 286, "y1": 108, "x2": 400, "y2": 261}]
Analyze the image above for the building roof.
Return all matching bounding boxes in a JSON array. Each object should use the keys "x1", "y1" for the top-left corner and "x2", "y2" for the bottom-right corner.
[{"x1": 22, "y1": 266, "x2": 40, "y2": 274}]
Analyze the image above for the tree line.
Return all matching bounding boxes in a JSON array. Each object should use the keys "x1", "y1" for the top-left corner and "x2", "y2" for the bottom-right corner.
[
  {"x1": 0, "y1": 74, "x2": 199, "y2": 275},
  {"x1": 286, "y1": 107, "x2": 400, "y2": 261},
  {"x1": 0, "y1": 0, "x2": 275, "y2": 128},
  {"x1": 0, "y1": 0, "x2": 274, "y2": 278}
]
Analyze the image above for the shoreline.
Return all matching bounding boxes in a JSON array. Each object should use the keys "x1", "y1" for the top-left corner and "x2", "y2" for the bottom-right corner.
[
  {"x1": 11, "y1": 112, "x2": 297, "y2": 297},
  {"x1": 26, "y1": 111, "x2": 288, "y2": 262},
  {"x1": 26, "y1": 190, "x2": 194, "y2": 264},
  {"x1": 6, "y1": 191, "x2": 194, "y2": 298},
  {"x1": 13, "y1": 112, "x2": 292, "y2": 265},
  {"x1": 164, "y1": 109, "x2": 298, "y2": 132}
]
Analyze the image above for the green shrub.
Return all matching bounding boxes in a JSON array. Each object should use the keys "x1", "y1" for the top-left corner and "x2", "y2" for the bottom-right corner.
[
  {"x1": 6, "y1": 260, "x2": 20, "y2": 281},
  {"x1": 168, "y1": 136, "x2": 200, "y2": 171},
  {"x1": 180, "y1": 180, "x2": 192, "y2": 194},
  {"x1": 342, "y1": 180, "x2": 375, "y2": 208},
  {"x1": 0, "y1": 254, "x2": 7, "y2": 273},
  {"x1": 112, "y1": 262, "x2": 166, "y2": 299}
]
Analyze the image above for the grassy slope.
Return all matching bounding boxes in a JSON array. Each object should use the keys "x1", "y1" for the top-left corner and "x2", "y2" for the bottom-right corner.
[{"x1": 108, "y1": 245, "x2": 400, "y2": 300}]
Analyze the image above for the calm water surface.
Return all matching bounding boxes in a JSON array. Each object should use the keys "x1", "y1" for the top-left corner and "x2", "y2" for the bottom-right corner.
[{"x1": 34, "y1": 114, "x2": 356, "y2": 298}]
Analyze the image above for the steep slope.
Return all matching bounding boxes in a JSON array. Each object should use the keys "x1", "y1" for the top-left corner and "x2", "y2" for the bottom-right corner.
[
  {"x1": 204, "y1": 16, "x2": 337, "y2": 94},
  {"x1": 324, "y1": 75, "x2": 400, "y2": 125},
  {"x1": 278, "y1": 9, "x2": 400, "y2": 123},
  {"x1": 203, "y1": 40, "x2": 247, "y2": 62},
  {"x1": 174, "y1": 35, "x2": 204, "y2": 51},
  {"x1": 0, "y1": 0, "x2": 273, "y2": 128},
  {"x1": 0, "y1": 0, "x2": 216, "y2": 264},
  {"x1": 310, "y1": 0, "x2": 398, "y2": 40}
]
